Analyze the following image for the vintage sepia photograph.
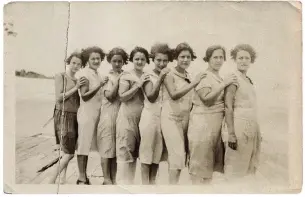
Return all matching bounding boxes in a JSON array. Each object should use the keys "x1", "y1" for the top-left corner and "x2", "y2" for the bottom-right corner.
[{"x1": 3, "y1": 0, "x2": 302, "y2": 194}]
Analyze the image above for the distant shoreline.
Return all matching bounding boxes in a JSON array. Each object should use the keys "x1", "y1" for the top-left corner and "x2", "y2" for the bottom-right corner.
[
  {"x1": 15, "y1": 70, "x2": 54, "y2": 80},
  {"x1": 15, "y1": 76, "x2": 54, "y2": 80}
]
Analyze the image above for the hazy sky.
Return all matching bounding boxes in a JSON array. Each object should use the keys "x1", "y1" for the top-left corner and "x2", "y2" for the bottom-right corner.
[{"x1": 5, "y1": 1, "x2": 301, "y2": 89}]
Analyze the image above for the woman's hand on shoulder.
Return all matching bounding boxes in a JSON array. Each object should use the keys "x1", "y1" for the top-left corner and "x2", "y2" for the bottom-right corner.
[
  {"x1": 223, "y1": 73, "x2": 237, "y2": 87},
  {"x1": 76, "y1": 77, "x2": 88, "y2": 89},
  {"x1": 160, "y1": 67, "x2": 171, "y2": 80},
  {"x1": 100, "y1": 76, "x2": 109, "y2": 86},
  {"x1": 194, "y1": 72, "x2": 207, "y2": 85}
]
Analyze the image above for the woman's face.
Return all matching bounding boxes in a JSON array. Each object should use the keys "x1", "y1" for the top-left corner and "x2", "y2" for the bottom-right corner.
[
  {"x1": 154, "y1": 53, "x2": 169, "y2": 71},
  {"x1": 133, "y1": 52, "x2": 147, "y2": 71},
  {"x1": 208, "y1": 49, "x2": 225, "y2": 71},
  {"x1": 88, "y1": 52, "x2": 101, "y2": 70},
  {"x1": 110, "y1": 55, "x2": 124, "y2": 72},
  {"x1": 235, "y1": 50, "x2": 252, "y2": 72},
  {"x1": 177, "y1": 50, "x2": 192, "y2": 70},
  {"x1": 69, "y1": 56, "x2": 82, "y2": 73}
]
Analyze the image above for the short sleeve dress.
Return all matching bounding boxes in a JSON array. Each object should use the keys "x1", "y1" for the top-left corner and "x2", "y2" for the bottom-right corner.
[
  {"x1": 223, "y1": 70, "x2": 262, "y2": 177},
  {"x1": 139, "y1": 70, "x2": 165, "y2": 165},
  {"x1": 96, "y1": 69, "x2": 124, "y2": 158},
  {"x1": 76, "y1": 66, "x2": 104, "y2": 156},
  {"x1": 160, "y1": 68, "x2": 193, "y2": 170},
  {"x1": 116, "y1": 70, "x2": 145, "y2": 163},
  {"x1": 188, "y1": 71, "x2": 225, "y2": 179}
]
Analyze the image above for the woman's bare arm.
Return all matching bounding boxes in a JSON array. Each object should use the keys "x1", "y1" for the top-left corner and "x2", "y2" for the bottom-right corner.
[
  {"x1": 143, "y1": 77, "x2": 164, "y2": 103},
  {"x1": 224, "y1": 84, "x2": 238, "y2": 150},
  {"x1": 55, "y1": 74, "x2": 85, "y2": 103},
  {"x1": 118, "y1": 81, "x2": 140, "y2": 102},
  {"x1": 196, "y1": 83, "x2": 226, "y2": 107},
  {"x1": 163, "y1": 74, "x2": 198, "y2": 100}
]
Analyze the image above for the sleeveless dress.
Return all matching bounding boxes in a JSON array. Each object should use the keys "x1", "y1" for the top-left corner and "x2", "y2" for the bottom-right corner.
[
  {"x1": 76, "y1": 66, "x2": 104, "y2": 155},
  {"x1": 188, "y1": 71, "x2": 225, "y2": 179},
  {"x1": 223, "y1": 70, "x2": 262, "y2": 177},
  {"x1": 139, "y1": 70, "x2": 164, "y2": 164},
  {"x1": 96, "y1": 70, "x2": 123, "y2": 158},
  {"x1": 54, "y1": 72, "x2": 80, "y2": 154},
  {"x1": 116, "y1": 70, "x2": 145, "y2": 163},
  {"x1": 160, "y1": 68, "x2": 193, "y2": 170}
]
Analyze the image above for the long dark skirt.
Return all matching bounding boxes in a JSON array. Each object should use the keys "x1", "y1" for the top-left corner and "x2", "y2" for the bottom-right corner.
[{"x1": 54, "y1": 109, "x2": 78, "y2": 154}]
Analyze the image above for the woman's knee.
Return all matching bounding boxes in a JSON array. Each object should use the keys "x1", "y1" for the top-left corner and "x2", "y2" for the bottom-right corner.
[{"x1": 67, "y1": 154, "x2": 75, "y2": 160}]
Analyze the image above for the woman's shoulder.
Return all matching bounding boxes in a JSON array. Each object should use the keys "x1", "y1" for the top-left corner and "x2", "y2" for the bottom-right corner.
[
  {"x1": 55, "y1": 72, "x2": 65, "y2": 80},
  {"x1": 165, "y1": 68, "x2": 176, "y2": 78},
  {"x1": 76, "y1": 68, "x2": 88, "y2": 78}
]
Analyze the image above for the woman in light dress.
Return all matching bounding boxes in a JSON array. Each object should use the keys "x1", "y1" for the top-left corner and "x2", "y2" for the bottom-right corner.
[
  {"x1": 76, "y1": 46, "x2": 109, "y2": 185},
  {"x1": 96, "y1": 47, "x2": 129, "y2": 185},
  {"x1": 161, "y1": 43, "x2": 206, "y2": 184},
  {"x1": 116, "y1": 46, "x2": 150, "y2": 184},
  {"x1": 49, "y1": 52, "x2": 87, "y2": 184},
  {"x1": 187, "y1": 45, "x2": 237, "y2": 184},
  {"x1": 139, "y1": 43, "x2": 172, "y2": 184},
  {"x1": 224, "y1": 44, "x2": 262, "y2": 178}
]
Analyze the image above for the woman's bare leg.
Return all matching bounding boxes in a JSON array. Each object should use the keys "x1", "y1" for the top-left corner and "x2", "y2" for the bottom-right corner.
[
  {"x1": 101, "y1": 158, "x2": 112, "y2": 184},
  {"x1": 110, "y1": 157, "x2": 117, "y2": 184},
  {"x1": 149, "y1": 163, "x2": 159, "y2": 185},
  {"x1": 49, "y1": 154, "x2": 74, "y2": 184},
  {"x1": 169, "y1": 169, "x2": 181, "y2": 185},
  {"x1": 141, "y1": 163, "x2": 150, "y2": 185},
  {"x1": 77, "y1": 155, "x2": 88, "y2": 183}
]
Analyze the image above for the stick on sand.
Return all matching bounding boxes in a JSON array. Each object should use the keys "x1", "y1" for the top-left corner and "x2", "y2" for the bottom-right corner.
[{"x1": 37, "y1": 156, "x2": 62, "y2": 173}]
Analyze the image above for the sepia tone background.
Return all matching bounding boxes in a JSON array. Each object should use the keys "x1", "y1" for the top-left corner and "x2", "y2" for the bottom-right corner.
[{"x1": 3, "y1": 1, "x2": 302, "y2": 193}]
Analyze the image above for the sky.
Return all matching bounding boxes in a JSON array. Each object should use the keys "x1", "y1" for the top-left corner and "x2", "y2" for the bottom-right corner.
[{"x1": 4, "y1": 1, "x2": 301, "y2": 91}]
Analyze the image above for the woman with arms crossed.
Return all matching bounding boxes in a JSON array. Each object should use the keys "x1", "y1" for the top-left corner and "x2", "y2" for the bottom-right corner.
[
  {"x1": 76, "y1": 46, "x2": 109, "y2": 185},
  {"x1": 139, "y1": 43, "x2": 172, "y2": 184},
  {"x1": 49, "y1": 52, "x2": 87, "y2": 184},
  {"x1": 161, "y1": 42, "x2": 206, "y2": 184},
  {"x1": 96, "y1": 47, "x2": 128, "y2": 185},
  {"x1": 116, "y1": 46, "x2": 150, "y2": 184}
]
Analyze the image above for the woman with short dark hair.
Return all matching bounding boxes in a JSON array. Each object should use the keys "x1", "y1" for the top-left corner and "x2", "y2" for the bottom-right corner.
[
  {"x1": 224, "y1": 44, "x2": 262, "y2": 178},
  {"x1": 139, "y1": 43, "x2": 173, "y2": 185},
  {"x1": 161, "y1": 42, "x2": 206, "y2": 184},
  {"x1": 188, "y1": 45, "x2": 236, "y2": 184},
  {"x1": 49, "y1": 52, "x2": 87, "y2": 184},
  {"x1": 116, "y1": 46, "x2": 151, "y2": 184},
  {"x1": 96, "y1": 47, "x2": 129, "y2": 185},
  {"x1": 76, "y1": 46, "x2": 109, "y2": 185}
]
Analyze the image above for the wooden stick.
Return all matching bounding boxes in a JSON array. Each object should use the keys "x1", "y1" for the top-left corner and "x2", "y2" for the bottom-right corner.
[{"x1": 37, "y1": 156, "x2": 62, "y2": 173}]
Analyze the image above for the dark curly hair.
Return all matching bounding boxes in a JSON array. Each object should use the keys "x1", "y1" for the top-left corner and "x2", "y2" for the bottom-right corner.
[
  {"x1": 203, "y1": 45, "x2": 226, "y2": 62},
  {"x1": 150, "y1": 43, "x2": 174, "y2": 62},
  {"x1": 65, "y1": 52, "x2": 82, "y2": 65},
  {"x1": 129, "y1": 46, "x2": 150, "y2": 64},
  {"x1": 106, "y1": 47, "x2": 129, "y2": 65},
  {"x1": 230, "y1": 44, "x2": 257, "y2": 63},
  {"x1": 81, "y1": 46, "x2": 106, "y2": 67},
  {"x1": 173, "y1": 42, "x2": 197, "y2": 61}
]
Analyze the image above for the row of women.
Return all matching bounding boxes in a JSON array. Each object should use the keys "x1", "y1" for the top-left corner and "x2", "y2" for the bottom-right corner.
[{"x1": 49, "y1": 42, "x2": 262, "y2": 185}]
